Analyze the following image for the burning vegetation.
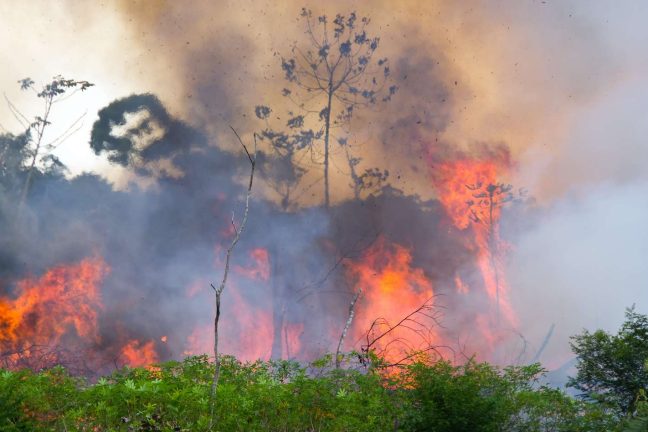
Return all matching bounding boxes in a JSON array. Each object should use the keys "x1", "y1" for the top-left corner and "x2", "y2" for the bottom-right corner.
[
  {"x1": 1, "y1": 4, "x2": 647, "y2": 430},
  {"x1": 0, "y1": 145, "x2": 524, "y2": 372},
  {"x1": 0, "y1": 6, "x2": 539, "y2": 376},
  {"x1": 0, "y1": 91, "x2": 529, "y2": 374},
  {"x1": 0, "y1": 257, "x2": 108, "y2": 372}
]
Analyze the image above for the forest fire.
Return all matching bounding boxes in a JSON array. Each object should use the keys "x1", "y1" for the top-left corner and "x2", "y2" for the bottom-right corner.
[
  {"x1": 431, "y1": 153, "x2": 518, "y2": 330},
  {"x1": 0, "y1": 257, "x2": 109, "y2": 370},
  {"x1": 233, "y1": 248, "x2": 270, "y2": 282},
  {"x1": 120, "y1": 339, "x2": 159, "y2": 368},
  {"x1": 345, "y1": 237, "x2": 443, "y2": 365},
  {"x1": 182, "y1": 247, "x2": 276, "y2": 361}
]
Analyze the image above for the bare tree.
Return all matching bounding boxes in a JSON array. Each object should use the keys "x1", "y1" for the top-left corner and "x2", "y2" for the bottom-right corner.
[
  {"x1": 256, "y1": 8, "x2": 397, "y2": 207},
  {"x1": 11, "y1": 76, "x2": 93, "y2": 209},
  {"x1": 208, "y1": 127, "x2": 257, "y2": 430}
]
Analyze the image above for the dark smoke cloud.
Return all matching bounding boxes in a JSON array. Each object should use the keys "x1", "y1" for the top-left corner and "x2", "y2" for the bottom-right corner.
[
  {"x1": 9, "y1": 1, "x2": 636, "y2": 377},
  {"x1": 1, "y1": 86, "x2": 509, "y2": 370}
]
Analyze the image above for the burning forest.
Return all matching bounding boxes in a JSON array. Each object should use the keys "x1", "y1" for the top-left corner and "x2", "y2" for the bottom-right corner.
[
  {"x1": 1, "y1": 2, "x2": 648, "y2": 430},
  {"x1": 0, "y1": 6, "x2": 534, "y2": 375},
  {"x1": 0, "y1": 112, "x2": 527, "y2": 373}
]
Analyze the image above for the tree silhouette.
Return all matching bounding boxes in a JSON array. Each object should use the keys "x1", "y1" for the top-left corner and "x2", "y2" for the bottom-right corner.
[
  {"x1": 256, "y1": 9, "x2": 397, "y2": 207},
  {"x1": 465, "y1": 182, "x2": 520, "y2": 321},
  {"x1": 11, "y1": 76, "x2": 93, "y2": 209}
]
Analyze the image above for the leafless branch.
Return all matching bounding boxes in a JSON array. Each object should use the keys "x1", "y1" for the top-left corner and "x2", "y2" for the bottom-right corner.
[{"x1": 209, "y1": 127, "x2": 257, "y2": 430}]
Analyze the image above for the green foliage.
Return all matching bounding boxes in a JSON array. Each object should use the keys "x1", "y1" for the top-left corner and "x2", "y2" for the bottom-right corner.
[
  {"x1": 621, "y1": 389, "x2": 648, "y2": 431},
  {"x1": 569, "y1": 307, "x2": 648, "y2": 414},
  {"x1": 89, "y1": 93, "x2": 203, "y2": 167},
  {"x1": 0, "y1": 76, "x2": 93, "y2": 205},
  {"x1": 400, "y1": 360, "x2": 614, "y2": 432},
  {"x1": 0, "y1": 133, "x2": 30, "y2": 196},
  {"x1": 0, "y1": 354, "x2": 621, "y2": 431}
]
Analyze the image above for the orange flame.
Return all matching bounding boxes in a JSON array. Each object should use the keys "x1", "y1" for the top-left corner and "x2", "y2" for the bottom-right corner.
[
  {"x1": 432, "y1": 157, "x2": 518, "y2": 329},
  {"x1": 0, "y1": 257, "x2": 108, "y2": 352},
  {"x1": 183, "y1": 286, "x2": 276, "y2": 362},
  {"x1": 120, "y1": 339, "x2": 159, "y2": 368},
  {"x1": 346, "y1": 237, "x2": 441, "y2": 364},
  {"x1": 282, "y1": 322, "x2": 304, "y2": 359},
  {"x1": 234, "y1": 248, "x2": 270, "y2": 282}
]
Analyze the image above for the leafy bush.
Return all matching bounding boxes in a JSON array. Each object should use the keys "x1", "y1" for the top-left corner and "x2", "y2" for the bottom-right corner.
[
  {"x1": 0, "y1": 354, "x2": 618, "y2": 431},
  {"x1": 400, "y1": 360, "x2": 615, "y2": 432},
  {"x1": 569, "y1": 307, "x2": 648, "y2": 415}
]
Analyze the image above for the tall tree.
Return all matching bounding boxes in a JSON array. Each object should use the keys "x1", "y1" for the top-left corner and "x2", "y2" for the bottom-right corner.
[
  {"x1": 256, "y1": 8, "x2": 397, "y2": 207},
  {"x1": 11, "y1": 76, "x2": 93, "y2": 208}
]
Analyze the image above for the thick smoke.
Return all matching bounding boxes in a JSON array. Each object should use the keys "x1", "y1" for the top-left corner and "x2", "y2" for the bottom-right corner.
[
  {"x1": 0, "y1": 87, "x2": 511, "y2": 371},
  {"x1": 506, "y1": 80, "x2": 648, "y2": 371},
  {"x1": 1, "y1": 1, "x2": 647, "y2": 380}
]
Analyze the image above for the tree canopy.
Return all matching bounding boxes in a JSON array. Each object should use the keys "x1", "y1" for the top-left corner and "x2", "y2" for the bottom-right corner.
[{"x1": 569, "y1": 307, "x2": 648, "y2": 414}]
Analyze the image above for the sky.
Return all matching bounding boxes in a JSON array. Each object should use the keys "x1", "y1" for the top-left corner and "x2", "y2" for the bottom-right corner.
[{"x1": 1, "y1": 0, "x2": 647, "y2": 366}]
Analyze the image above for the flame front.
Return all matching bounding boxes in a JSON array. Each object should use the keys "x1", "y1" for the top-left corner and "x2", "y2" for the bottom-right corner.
[
  {"x1": 432, "y1": 155, "x2": 518, "y2": 331},
  {"x1": 0, "y1": 257, "x2": 109, "y2": 369},
  {"x1": 346, "y1": 237, "x2": 441, "y2": 365},
  {"x1": 120, "y1": 339, "x2": 159, "y2": 368}
]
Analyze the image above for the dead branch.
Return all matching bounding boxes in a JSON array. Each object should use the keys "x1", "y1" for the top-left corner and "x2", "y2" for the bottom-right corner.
[
  {"x1": 335, "y1": 288, "x2": 362, "y2": 368},
  {"x1": 364, "y1": 296, "x2": 439, "y2": 351},
  {"x1": 359, "y1": 296, "x2": 446, "y2": 368},
  {"x1": 208, "y1": 128, "x2": 257, "y2": 430}
]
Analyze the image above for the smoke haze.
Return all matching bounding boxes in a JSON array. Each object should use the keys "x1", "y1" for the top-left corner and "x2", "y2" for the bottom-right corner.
[{"x1": 0, "y1": 0, "x2": 646, "y2": 377}]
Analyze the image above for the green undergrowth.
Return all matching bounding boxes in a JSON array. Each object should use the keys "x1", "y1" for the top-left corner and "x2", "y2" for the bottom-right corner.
[{"x1": 0, "y1": 354, "x2": 621, "y2": 431}]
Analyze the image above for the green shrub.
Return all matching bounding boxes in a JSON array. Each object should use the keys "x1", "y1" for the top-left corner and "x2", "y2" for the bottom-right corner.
[{"x1": 0, "y1": 355, "x2": 619, "y2": 431}]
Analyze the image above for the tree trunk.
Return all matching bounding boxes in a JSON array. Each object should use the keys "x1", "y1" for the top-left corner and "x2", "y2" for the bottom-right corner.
[
  {"x1": 208, "y1": 128, "x2": 256, "y2": 431},
  {"x1": 323, "y1": 81, "x2": 333, "y2": 208},
  {"x1": 336, "y1": 289, "x2": 362, "y2": 368},
  {"x1": 209, "y1": 292, "x2": 222, "y2": 424}
]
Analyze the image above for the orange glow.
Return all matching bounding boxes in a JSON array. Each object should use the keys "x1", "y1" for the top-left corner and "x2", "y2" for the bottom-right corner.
[
  {"x1": 454, "y1": 275, "x2": 469, "y2": 294},
  {"x1": 185, "y1": 278, "x2": 207, "y2": 298},
  {"x1": 222, "y1": 286, "x2": 273, "y2": 361},
  {"x1": 188, "y1": 245, "x2": 275, "y2": 361},
  {"x1": 282, "y1": 322, "x2": 304, "y2": 359},
  {"x1": 183, "y1": 286, "x2": 275, "y2": 362},
  {"x1": 432, "y1": 156, "x2": 518, "y2": 328},
  {"x1": 183, "y1": 324, "x2": 211, "y2": 357},
  {"x1": 346, "y1": 237, "x2": 441, "y2": 365},
  {"x1": 0, "y1": 257, "x2": 108, "y2": 360},
  {"x1": 234, "y1": 248, "x2": 270, "y2": 281},
  {"x1": 120, "y1": 339, "x2": 159, "y2": 368}
]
